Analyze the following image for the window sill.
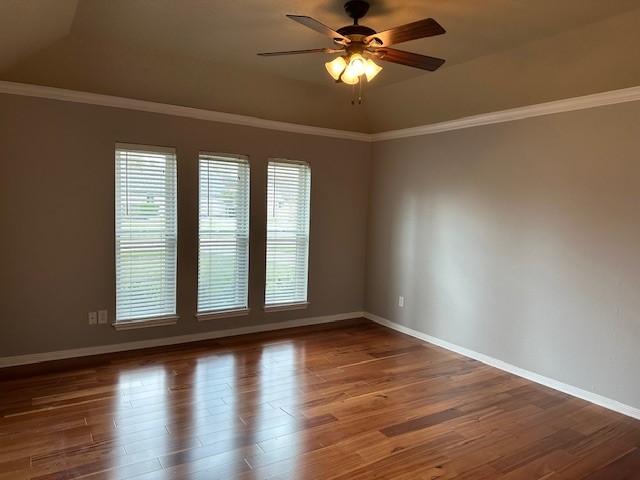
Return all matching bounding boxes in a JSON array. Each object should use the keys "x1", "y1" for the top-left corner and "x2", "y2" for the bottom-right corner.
[
  {"x1": 195, "y1": 308, "x2": 250, "y2": 322},
  {"x1": 112, "y1": 315, "x2": 179, "y2": 331},
  {"x1": 263, "y1": 302, "x2": 310, "y2": 313}
]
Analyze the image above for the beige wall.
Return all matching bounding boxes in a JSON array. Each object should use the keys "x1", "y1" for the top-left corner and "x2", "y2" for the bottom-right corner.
[
  {"x1": 366, "y1": 100, "x2": 640, "y2": 409},
  {"x1": 0, "y1": 93, "x2": 370, "y2": 356},
  {"x1": 4, "y1": 88, "x2": 640, "y2": 412}
]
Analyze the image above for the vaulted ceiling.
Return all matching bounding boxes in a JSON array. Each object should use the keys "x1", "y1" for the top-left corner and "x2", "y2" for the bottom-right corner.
[{"x1": 2, "y1": 0, "x2": 640, "y2": 133}]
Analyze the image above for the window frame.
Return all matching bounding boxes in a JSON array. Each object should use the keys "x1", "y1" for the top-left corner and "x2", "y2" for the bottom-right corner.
[
  {"x1": 113, "y1": 143, "x2": 179, "y2": 330},
  {"x1": 264, "y1": 158, "x2": 312, "y2": 311},
  {"x1": 195, "y1": 151, "x2": 251, "y2": 321}
]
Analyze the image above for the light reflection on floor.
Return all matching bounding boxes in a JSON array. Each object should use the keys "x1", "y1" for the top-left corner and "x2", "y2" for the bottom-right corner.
[
  {"x1": 115, "y1": 366, "x2": 171, "y2": 479},
  {"x1": 84, "y1": 341, "x2": 312, "y2": 480},
  {"x1": 252, "y1": 342, "x2": 301, "y2": 477},
  {"x1": 111, "y1": 342, "x2": 304, "y2": 478}
]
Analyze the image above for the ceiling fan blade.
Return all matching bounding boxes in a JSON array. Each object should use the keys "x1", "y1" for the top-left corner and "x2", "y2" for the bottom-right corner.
[
  {"x1": 257, "y1": 48, "x2": 344, "y2": 56},
  {"x1": 374, "y1": 48, "x2": 445, "y2": 71},
  {"x1": 286, "y1": 15, "x2": 350, "y2": 44},
  {"x1": 365, "y1": 18, "x2": 445, "y2": 47}
]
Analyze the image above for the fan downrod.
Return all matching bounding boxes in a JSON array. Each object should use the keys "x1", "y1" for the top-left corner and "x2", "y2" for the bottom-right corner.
[{"x1": 344, "y1": 0, "x2": 370, "y2": 24}]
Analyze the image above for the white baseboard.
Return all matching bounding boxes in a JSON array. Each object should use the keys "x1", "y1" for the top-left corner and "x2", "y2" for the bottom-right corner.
[
  {"x1": 5, "y1": 310, "x2": 639, "y2": 421},
  {"x1": 0, "y1": 311, "x2": 365, "y2": 368},
  {"x1": 364, "y1": 312, "x2": 640, "y2": 421}
]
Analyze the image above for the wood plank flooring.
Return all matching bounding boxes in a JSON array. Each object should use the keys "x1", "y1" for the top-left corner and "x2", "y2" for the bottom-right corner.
[{"x1": 1, "y1": 320, "x2": 640, "y2": 479}]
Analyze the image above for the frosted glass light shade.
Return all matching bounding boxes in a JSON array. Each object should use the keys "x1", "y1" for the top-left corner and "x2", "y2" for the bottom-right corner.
[
  {"x1": 364, "y1": 59, "x2": 383, "y2": 82},
  {"x1": 341, "y1": 66, "x2": 360, "y2": 85},
  {"x1": 325, "y1": 56, "x2": 347, "y2": 81}
]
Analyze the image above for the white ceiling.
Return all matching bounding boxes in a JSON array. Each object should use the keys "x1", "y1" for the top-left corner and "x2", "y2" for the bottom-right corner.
[
  {"x1": 0, "y1": 0, "x2": 78, "y2": 70},
  {"x1": 3, "y1": 0, "x2": 639, "y2": 88},
  {"x1": 2, "y1": 0, "x2": 640, "y2": 131}
]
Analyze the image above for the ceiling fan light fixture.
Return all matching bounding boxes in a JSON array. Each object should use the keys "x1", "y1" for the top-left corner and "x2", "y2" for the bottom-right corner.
[
  {"x1": 326, "y1": 53, "x2": 382, "y2": 85},
  {"x1": 325, "y1": 56, "x2": 347, "y2": 81},
  {"x1": 259, "y1": 1, "x2": 446, "y2": 102},
  {"x1": 364, "y1": 59, "x2": 382, "y2": 82}
]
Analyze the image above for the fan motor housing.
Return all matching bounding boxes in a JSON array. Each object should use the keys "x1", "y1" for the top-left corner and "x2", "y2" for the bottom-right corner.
[{"x1": 337, "y1": 24, "x2": 376, "y2": 37}]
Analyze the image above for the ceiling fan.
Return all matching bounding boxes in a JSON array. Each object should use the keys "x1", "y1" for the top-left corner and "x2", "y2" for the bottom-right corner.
[{"x1": 258, "y1": 0, "x2": 446, "y2": 102}]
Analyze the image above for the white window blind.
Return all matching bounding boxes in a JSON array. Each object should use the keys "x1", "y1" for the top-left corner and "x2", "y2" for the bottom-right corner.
[
  {"x1": 265, "y1": 160, "x2": 311, "y2": 306},
  {"x1": 198, "y1": 153, "x2": 250, "y2": 314},
  {"x1": 115, "y1": 144, "x2": 177, "y2": 322}
]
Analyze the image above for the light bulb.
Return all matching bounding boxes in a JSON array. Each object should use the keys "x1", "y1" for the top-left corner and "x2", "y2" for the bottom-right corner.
[
  {"x1": 325, "y1": 56, "x2": 347, "y2": 81},
  {"x1": 364, "y1": 59, "x2": 382, "y2": 82},
  {"x1": 347, "y1": 53, "x2": 366, "y2": 77}
]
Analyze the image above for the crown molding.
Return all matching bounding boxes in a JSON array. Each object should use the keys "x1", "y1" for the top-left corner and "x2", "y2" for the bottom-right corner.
[
  {"x1": 0, "y1": 81, "x2": 371, "y2": 142},
  {"x1": 2, "y1": 81, "x2": 640, "y2": 142},
  {"x1": 371, "y1": 85, "x2": 640, "y2": 141}
]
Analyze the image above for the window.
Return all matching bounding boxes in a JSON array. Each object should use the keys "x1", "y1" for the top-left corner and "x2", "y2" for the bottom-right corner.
[
  {"x1": 197, "y1": 153, "x2": 250, "y2": 316},
  {"x1": 115, "y1": 144, "x2": 177, "y2": 325},
  {"x1": 265, "y1": 159, "x2": 311, "y2": 308}
]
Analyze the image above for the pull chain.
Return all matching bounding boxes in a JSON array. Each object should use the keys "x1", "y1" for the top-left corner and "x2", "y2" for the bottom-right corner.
[{"x1": 350, "y1": 78, "x2": 365, "y2": 105}]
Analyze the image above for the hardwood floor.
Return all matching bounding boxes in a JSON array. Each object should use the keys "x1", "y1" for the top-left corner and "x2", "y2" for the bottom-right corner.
[{"x1": 1, "y1": 320, "x2": 640, "y2": 479}]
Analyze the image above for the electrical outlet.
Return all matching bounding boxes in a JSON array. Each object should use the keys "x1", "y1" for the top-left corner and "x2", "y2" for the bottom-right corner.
[
  {"x1": 398, "y1": 296, "x2": 405, "y2": 308},
  {"x1": 88, "y1": 312, "x2": 98, "y2": 325},
  {"x1": 98, "y1": 310, "x2": 108, "y2": 324}
]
